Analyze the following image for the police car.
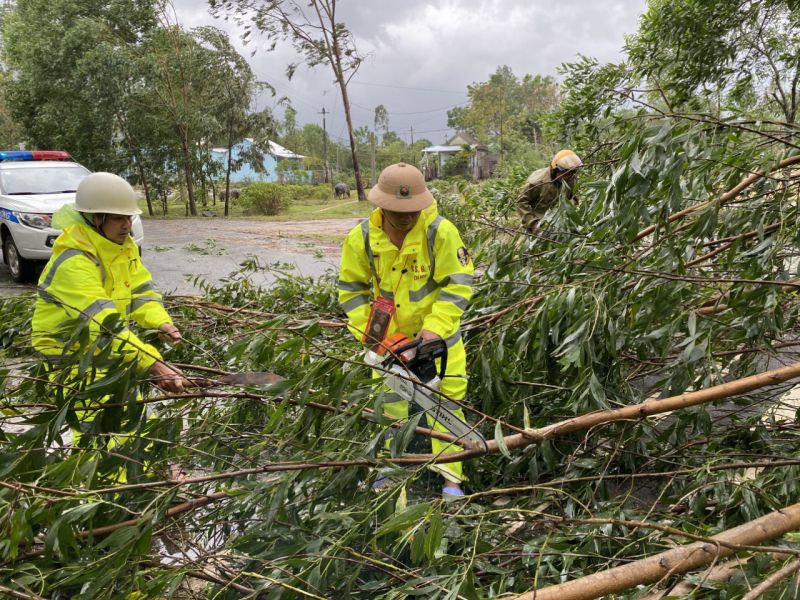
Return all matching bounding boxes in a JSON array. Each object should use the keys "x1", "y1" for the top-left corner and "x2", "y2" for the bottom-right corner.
[{"x1": 0, "y1": 151, "x2": 144, "y2": 282}]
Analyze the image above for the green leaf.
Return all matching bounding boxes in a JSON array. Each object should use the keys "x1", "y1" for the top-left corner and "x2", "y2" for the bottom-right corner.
[
  {"x1": 495, "y1": 421, "x2": 511, "y2": 459},
  {"x1": 390, "y1": 412, "x2": 422, "y2": 457}
]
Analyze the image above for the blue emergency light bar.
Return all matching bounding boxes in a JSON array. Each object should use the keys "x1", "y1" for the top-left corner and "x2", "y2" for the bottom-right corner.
[{"x1": 0, "y1": 150, "x2": 71, "y2": 162}]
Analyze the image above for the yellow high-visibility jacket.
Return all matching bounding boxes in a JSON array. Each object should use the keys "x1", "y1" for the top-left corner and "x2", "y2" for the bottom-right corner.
[
  {"x1": 338, "y1": 204, "x2": 473, "y2": 356},
  {"x1": 32, "y1": 205, "x2": 171, "y2": 371}
]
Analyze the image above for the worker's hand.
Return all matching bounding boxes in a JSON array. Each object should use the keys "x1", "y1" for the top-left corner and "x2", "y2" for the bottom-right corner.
[
  {"x1": 150, "y1": 361, "x2": 188, "y2": 393},
  {"x1": 158, "y1": 323, "x2": 182, "y2": 345},
  {"x1": 416, "y1": 329, "x2": 441, "y2": 342}
]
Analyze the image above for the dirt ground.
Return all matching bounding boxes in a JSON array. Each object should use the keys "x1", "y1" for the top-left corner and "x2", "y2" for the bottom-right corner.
[{"x1": 0, "y1": 217, "x2": 360, "y2": 296}]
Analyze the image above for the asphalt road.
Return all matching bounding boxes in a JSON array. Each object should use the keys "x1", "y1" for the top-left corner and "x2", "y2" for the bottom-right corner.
[{"x1": 0, "y1": 217, "x2": 359, "y2": 296}]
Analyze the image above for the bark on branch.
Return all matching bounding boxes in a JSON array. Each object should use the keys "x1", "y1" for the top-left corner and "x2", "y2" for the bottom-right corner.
[
  {"x1": 515, "y1": 502, "x2": 800, "y2": 600},
  {"x1": 634, "y1": 154, "x2": 800, "y2": 242},
  {"x1": 86, "y1": 358, "x2": 800, "y2": 496}
]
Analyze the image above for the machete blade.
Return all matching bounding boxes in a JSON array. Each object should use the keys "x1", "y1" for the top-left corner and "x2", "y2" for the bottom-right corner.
[{"x1": 218, "y1": 372, "x2": 285, "y2": 386}]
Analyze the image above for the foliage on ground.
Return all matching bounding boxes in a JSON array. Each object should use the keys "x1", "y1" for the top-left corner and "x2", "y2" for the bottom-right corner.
[{"x1": 2, "y1": 99, "x2": 800, "y2": 597}]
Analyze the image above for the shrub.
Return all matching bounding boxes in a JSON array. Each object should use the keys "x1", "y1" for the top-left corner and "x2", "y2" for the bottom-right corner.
[
  {"x1": 281, "y1": 183, "x2": 333, "y2": 201},
  {"x1": 240, "y1": 183, "x2": 289, "y2": 215}
]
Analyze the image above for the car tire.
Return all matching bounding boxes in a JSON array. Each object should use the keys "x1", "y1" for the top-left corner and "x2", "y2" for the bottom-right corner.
[{"x1": 3, "y1": 234, "x2": 37, "y2": 283}]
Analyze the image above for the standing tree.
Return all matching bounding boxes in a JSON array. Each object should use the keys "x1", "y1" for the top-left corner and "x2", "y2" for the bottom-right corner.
[
  {"x1": 2, "y1": 0, "x2": 160, "y2": 170},
  {"x1": 371, "y1": 103, "x2": 388, "y2": 184},
  {"x1": 194, "y1": 26, "x2": 275, "y2": 215},
  {"x1": 141, "y1": 21, "x2": 210, "y2": 216},
  {"x1": 448, "y1": 66, "x2": 559, "y2": 162},
  {"x1": 209, "y1": 0, "x2": 368, "y2": 200}
]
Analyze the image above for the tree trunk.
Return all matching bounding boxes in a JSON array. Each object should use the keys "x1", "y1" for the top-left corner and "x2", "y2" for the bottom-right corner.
[
  {"x1": 128, "y1": 149, "x2": 153, "y2": 217},
  {"x1": 371, "y1": 131, "x2": 376, "y2": 187},
  {"x1": 515, "y1": 503, "x2": 800, "y2": 600},
  {"x1": 179, "y1": 127, "x2": 197, "y2": 216},
  {"x1": 636, "y1": 558, "x2": 749, "y2": 599},
  {"x1": 380, "y1": 358, "x2": 800, "y2": 470},
  {"x1": 224, "y1": 123, "x2": 234, "y2": 217},
  {"x1": 136, "y1": 161, "x2": 154, "y2": 217},
  {"x1": 331, "y1": 41, "x2": 366, "y2": 201}
]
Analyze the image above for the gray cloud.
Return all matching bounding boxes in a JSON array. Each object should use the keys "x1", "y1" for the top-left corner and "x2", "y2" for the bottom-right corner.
[{"x1": 172, "y1": 0, "x2": 645, "y2": 144}]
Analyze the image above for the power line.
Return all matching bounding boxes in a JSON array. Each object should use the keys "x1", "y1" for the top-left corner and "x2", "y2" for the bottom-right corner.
[
  {"x1": 385, "y1": 102, "x2": 470, "y2": 116},
  {"x1": 407, "y1": 127, "x2": 454, "y2": 135},
  {"x1": 349, "y1": 100, "x2": 467, "y2": 116},
  {"x1": 352, "y1": 80, "x2": 467, "y2": 95}
]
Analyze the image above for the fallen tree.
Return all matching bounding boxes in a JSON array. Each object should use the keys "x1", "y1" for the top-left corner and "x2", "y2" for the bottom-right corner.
[
  {"x1": 3, "y1": 30, "x2": 800, "y2": 600},
  {"x1": 517, "y1": 502, "x2": 800, "y2": 599}
]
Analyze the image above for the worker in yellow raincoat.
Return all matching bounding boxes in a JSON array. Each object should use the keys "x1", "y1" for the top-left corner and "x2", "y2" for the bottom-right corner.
[
  {"x1": 338, "y1": 163, "x2": 474, "y2": 497},
  {"x1": 31, "y1": 172, "x2": 189, "y2": 480}
]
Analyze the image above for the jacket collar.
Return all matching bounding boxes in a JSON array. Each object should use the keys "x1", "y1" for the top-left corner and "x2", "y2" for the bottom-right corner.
[
  {"x1": 54, "y1": 221, "x2": 134, "y2": 259},
  {"x1": 369, "y1": 203, "x2": 439, "y2": 255}
]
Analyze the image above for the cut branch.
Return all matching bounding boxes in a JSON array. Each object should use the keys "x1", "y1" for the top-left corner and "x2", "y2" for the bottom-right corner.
[
  {"x1": 515, "y1": 502, "x2": 800, "y2": 600},
  {"x1": 741, "y1": 558, "x2": 800, "y2": 600}
]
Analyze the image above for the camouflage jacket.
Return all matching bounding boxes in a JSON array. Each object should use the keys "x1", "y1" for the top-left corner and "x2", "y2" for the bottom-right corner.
[{"x1": 516, "y1": 167, "x2": 574, "y2": 230}]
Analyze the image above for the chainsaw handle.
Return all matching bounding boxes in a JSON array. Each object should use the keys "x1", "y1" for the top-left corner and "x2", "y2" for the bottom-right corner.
[
  {"x1": 438, "y1": 346, "x2": 448, "y2": 379},
  {"x1": 391, "y1": 338, "x2": 422, "y2": 356},
  {"x1": 382, "y1": 337, "x2": 448, "y2": 380},
  {"x1": 411, "y1": 338, "x2": 448, "y2": 380}
]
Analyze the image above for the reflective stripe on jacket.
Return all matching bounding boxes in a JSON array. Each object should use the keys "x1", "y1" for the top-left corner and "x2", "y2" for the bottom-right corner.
[
  {"x1": 31, "y1": 206, "x2": 171, "y2": 370},
  {"x1": 338, "y1": 204, "x2": 474, "y2": 345}
]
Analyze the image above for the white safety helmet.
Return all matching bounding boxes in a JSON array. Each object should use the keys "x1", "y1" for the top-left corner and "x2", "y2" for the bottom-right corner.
[
  {"x1": 75, "y1": 172, "x2": 141, "y2": 216},
  {"x1": 368, "y1": 163, "x2": 433, "y2": 212}
]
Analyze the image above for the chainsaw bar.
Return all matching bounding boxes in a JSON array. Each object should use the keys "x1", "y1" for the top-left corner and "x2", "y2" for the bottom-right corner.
[{"x1": 383, "y1": 367, "x2": 488, "y2": 451}]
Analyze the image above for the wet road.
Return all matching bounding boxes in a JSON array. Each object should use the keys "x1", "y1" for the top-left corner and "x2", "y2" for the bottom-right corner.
[{"x1": 0, "y1": 217, "x2": 358, "y2": 296}]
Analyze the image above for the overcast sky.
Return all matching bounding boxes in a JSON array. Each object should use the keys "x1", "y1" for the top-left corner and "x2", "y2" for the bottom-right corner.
[{"x1": 173, "y1": 1, "x2": 647, "y2": 146}]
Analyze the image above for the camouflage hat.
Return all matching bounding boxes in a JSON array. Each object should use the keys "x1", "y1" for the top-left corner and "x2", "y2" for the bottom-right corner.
[{"x1": 368, "y1": 163, "x2": 433, "y2": 212}]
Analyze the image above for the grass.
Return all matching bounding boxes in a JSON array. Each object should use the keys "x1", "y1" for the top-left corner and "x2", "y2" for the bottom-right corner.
[{"x1": 139, "y1": 194, "x2": 373, "y2": 221}]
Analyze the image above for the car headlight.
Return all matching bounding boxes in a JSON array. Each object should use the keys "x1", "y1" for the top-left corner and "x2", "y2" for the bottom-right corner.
[{"x1": 15, "y1": 212, "x2": 53, "y2": 229}]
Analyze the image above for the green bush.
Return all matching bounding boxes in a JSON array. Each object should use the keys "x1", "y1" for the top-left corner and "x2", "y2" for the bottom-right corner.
[
  {"x1": 240, "y1": 182, "x2": 333, "y2": 214},
  {"x1": 240, "y1": 183, "x2": 289, "y2": 215},
  {"x1": 281, "y1": 183, "x2": 332, "y2": 201}
]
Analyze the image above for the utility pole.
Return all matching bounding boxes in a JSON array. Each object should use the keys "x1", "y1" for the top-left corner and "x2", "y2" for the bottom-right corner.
[
  {"x1": 409, "y1": 125, "x2": 415, "y2": 164},
  {"x1": 370, "y1": 131, "x2": 376, "y2": 187},
  {"x1": 319, "y1": 107, "x2": 329, "y2": 184}
]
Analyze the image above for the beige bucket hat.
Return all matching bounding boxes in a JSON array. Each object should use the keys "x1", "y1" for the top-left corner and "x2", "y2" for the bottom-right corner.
[{"x1": 368, "y1": 163, "x2": 434, "y2": 212}]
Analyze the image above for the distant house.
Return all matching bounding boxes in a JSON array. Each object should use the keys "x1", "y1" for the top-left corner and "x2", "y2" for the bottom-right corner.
[
  {"x1": 420, "y1": 132, "x2": 497, "y2": 181},
  {"x1": 210, "y1": 138, "x2": 309, "y2": 183}
]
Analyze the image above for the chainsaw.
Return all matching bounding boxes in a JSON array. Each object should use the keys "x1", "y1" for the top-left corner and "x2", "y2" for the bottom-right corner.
[{"x1": 365, "y1": 333, "x2": 487, "y2": 451}]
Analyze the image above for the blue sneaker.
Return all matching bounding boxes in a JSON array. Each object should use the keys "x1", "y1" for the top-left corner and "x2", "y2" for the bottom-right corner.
[{"x1": 442, "y1": 485, "x2": 465, "y2": 498}]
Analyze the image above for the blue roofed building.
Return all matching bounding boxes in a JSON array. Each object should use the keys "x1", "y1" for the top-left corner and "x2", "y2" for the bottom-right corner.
[{"x1": 210, "y1": 138, "x2": 310, "y2": 183}]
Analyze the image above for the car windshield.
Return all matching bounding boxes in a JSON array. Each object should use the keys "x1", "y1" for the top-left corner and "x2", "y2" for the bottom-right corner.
[{"x1": 0, "y1": 165, "x2": 90, "y2": 195}]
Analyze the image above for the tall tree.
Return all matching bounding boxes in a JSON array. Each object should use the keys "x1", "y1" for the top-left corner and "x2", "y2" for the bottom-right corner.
[
  {"x1": 371, "y1": 104, "x2": 388, "y2": 183},
  {"x1": 209, "y1": 0, "x2": 368, "y2": 200},
  {"x1": 2, "y1": 0, "x2": 160, "y2": 170},
  {"x1": 448, "y1": 66, "x2": 559, "y2": 160},
  {"x1": 194, "y1": 26, "x2": 275, "y2": 215},
  {"x1": 141, "y1": 21, "x2": 210, "y2": 216}
]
